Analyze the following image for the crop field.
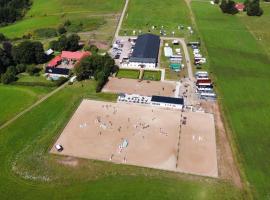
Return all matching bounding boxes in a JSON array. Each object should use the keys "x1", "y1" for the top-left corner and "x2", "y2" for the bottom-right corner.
[
  {"x1": 0, "y1": 0, "x2": 124, "y2": 41},
  {"x1": 192, "y1": 2, "x2": 270, "y2": 199},
  {"x1": 121, "y1": 0, "x2": 192, "y2": 37},
  {"x1": 0, "y1": 85, "x2": 52, "y2": 126},
  {"x1": 0, "y1": 80, "x2": 244, "y2": 199}
]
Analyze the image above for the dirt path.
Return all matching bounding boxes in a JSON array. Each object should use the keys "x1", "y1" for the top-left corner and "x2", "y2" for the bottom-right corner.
[
  {"x1": 114, "y1": 0, "x2": 129, "y2": 39},
  {"x1": 0, "y1": 82, "x2": 69, "y2": 131}
]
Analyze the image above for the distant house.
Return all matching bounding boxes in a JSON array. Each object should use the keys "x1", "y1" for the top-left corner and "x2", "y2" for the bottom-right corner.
[
  {"x1": 46, "y1": 51, "x2": 91, "y2": 79},
  {"x1": 235, "y1": 3, "x2": 245, "y2": 12},
  {"x1": 47, "y1": 51, "x2": 91, "y2": 68}
]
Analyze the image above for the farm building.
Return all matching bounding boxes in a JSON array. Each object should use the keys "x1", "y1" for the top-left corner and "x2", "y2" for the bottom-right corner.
[
  {"x1": 151, "y1": 96, "x2": 184, "y2": 110},
  {"x1": 47, "y1": 51, "x2": 91, "y2": 68},
  {"x1": 128, "y1": 34, "x2": 160, "y2": 69}
]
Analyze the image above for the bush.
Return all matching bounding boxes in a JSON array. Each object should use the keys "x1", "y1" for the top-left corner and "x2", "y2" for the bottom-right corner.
[
  {"x1": 16, "y1": 64, "x2": 27, "y2": 73},
  {"x1": 1, "y1": 70, "x2": 16, "y2": 84},
  {"x1": 246, "y1": 0, "x2": 263, "y2": 16},
  {"x1": 220, "y1": 0, "x2": 239, "y2": 14},
  {"x1": 26, "y1": 65, "x2": 40, "y2": 76},
  {"x1": 57, "y1": 25, "x2": 67, "y2": 35},
  {"x1": 33, "y1": 28, "x2": 58, "y2": 38}
]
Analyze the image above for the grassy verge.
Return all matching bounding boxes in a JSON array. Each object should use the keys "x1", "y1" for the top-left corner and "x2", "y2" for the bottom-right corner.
[
  {"x1": 192, "y1": 2, "x2": 270, "y2": 199},
  {"x1": 116, "y1": 69, "x2": 140, "y2": 79}
]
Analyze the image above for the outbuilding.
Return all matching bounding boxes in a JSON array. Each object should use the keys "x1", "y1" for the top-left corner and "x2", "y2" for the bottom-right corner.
[{"x1": 151, "y1": 96, "x2": 184, "y2": 110}]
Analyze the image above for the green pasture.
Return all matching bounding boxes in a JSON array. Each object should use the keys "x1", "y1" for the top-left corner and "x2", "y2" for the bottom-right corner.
[
  {"x1": 0, "y1": 85, "x2": 52, "y2": 126},
  {"x1": 0, "y1": 80, "x2": 243, "y2": 199},
  {"x1": 0, "y1": 0, "x2": 124, "y2": 38},
  {"x1": 121, "y1": 0, "x2": 193, "y2": 37},
  {"x1": 192, "y1": 2, "x2": 270, "y2": 199},
  {"x1": 143, "y1": 70, "x2": 161, "y2": 81},
  {"x1": 116, "y1": 69, "x2": 140, "y2": 79}
]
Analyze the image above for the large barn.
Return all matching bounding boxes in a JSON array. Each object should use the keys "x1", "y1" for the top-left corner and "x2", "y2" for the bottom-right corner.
[{"x1": 129, "y1": 34, "x2": 160, "y2": 69}]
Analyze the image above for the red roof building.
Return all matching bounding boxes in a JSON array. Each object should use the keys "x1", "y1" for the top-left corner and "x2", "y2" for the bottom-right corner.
[
  {"x1": 235, "y1": 3, "x2": 245, "y2": 12},
  {"x1": 47, "y1": 51, "x2": 91, "y2": 68},
  {"x1": 47, "y1": 55, "x2": 62, "y2": 67},
  {"x1": 61, "y1": 51, "x2": 91, "y2": 61}
]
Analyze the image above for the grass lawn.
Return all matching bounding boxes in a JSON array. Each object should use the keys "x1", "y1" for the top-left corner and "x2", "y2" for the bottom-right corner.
[
  {"x1": 160, "y1": 40, "x2": 188, "y2": 80},
  {"x1": 192, "y1": 2, "x2": 270, "y2": 199},
  {"x1": 0, "y1": 80, "x2": 244, "y2": 199},
  {"x1": 238, "y1": 3, "x2": 270, "y2": 57},
  {"x1": 142, "y1": 70, "x2": 161, "y2": 81},
  {"x1": 116, "y1": 69, "x2": 140, "y2": 79},
  {"x1": 17, "y1": 73, "x2": 51, "y2": 83},
  {"x1": 0, "y1": 85, "x2": 52, "y2": 126},
  {"x1": 0, "y1": 0, "x2": 124, "y2": 40},
  {"x1": 121, "y1": 0, "x2": 193, "y2": 37}
]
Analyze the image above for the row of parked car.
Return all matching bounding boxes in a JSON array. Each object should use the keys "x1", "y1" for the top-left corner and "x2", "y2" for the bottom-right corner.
[
  {"x1": 195, "y1": 71, "x2": 216, "y2": 99},
  {"x1": 191, "y1": 45, "x2": 206, "y2": 67}
]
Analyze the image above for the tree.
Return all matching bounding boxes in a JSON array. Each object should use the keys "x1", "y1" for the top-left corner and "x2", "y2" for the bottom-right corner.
[
  {"x1": 1, "y1": 66, "x2": 17, "y2": 84},
  {"x1": 12, "y1": 41, "x2": 46, "y2": 64},
  {"x1": 246, "y1": 0, "x2": 263, "y2": 16},
  {"x1": 0, "y1": 33, "x2": 7, "y2": 42},
  {"x1": 0, "y1": 47, "x2": 13, "y2": 74},
  {"x1": 57, "y1": 25, "x2": 67, "y2": 35},
  {"x1": 66, "y1": 34, "x2": 80, "y2": 51},
  {"x1": 74, "y1": 54, "x2": 116, "y2": 92},
  {"x1": 220, "y1": 0, "x2": 239, "y2": 14}
]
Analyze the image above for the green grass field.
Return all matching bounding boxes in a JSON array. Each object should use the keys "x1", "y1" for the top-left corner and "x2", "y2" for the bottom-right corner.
[
  {"x1": 191, "y1": 2, "x2": 270, "y2": 199},
  {"x1": 0, "y1": 0, "x2": 124, "y2": 39},
  {"x1": 116, "y1": 69, "x2": 140, "y2": 79},
  {"x1": 0, "y1": 85, "x2": 52, "y2": 126},
  {"x1": 121, "y1": 0, "x2": 193, "y2": 37},
  {"x1": 0, "y1": 80, "x2": 244, "y2": 199},
  {"x1": 142, "y1": 70, "x2": 161, "y2": 81}
]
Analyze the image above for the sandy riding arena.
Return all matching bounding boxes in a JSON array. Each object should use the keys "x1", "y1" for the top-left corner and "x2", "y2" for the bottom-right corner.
[
  {"x1": 102, "y1": 77, "x2": 176, "y2": 97},
  {"x1": 51, "y1": 99, "x2": 218, "y2": 177}
]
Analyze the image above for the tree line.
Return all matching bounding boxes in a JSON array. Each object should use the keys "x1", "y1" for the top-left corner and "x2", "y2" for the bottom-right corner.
[
  {"x1": 0, "y1": 0, "x2": 31, "y2": 26},
  {"x1": 218, "y1": 0, "x2": 263, "y2": 16}
]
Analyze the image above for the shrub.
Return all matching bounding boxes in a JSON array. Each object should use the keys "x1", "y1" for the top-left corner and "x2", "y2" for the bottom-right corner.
[
  {"x1": 16, "y1": 64, "x2": 27, "y2": 73},
  {"x1": 33, "y1": 28, "x2": 58, "y2": 38},
  {"x1": 26, "y1": 65, "x2": 39, "y2": 76}
]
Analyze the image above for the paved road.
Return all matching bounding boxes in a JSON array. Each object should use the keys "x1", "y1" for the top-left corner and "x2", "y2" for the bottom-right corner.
[
  {"x1": 0, "y1": 82, "x2": 69, "y2": 131},
  {"x1": 114, "y1": 0, "x2": 129, "y2": 39}
]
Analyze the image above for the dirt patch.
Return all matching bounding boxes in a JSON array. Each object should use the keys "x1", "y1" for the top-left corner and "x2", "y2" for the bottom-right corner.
[
  {"x1": 51, "y1": 99, "x2": 218, "y2": 177},
  {"x1": 89, "y1": 40, "x2": 110, "y2": 50},
  {"x1": 57, "y1": 156, "x2": 79, "y2": 167},
  {"x1": 201, "y1": 101, "x2": 242, "y2": 188},
  {"x1": 103, "y1": 77, "x2": 176, "y2": 97}
]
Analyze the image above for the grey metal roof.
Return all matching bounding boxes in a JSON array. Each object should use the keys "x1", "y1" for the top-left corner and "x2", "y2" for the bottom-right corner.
[
  {"x1": 151, "y1": 96, "x2": 184, "y2": 105},
  {"x1": 130, "y1": 34, "x2": 160, "y2": 63}
]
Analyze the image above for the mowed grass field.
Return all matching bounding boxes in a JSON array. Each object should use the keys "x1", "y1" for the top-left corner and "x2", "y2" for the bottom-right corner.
[
  {"x1": 192, "y1": 2, "x2": 270, "y2": 199},
  {"x1": 116, "y1": 69, "x2": 140, "y2": 79},
  {"x1": 0, "y1": 85, "x2": 52, "y2": 126},
  {"x1": 0, "y1": 80, "x2": 244, "y2": 199},
  {"x1": 143, "y1": 70, "x2": 161, "y2": 81},
  {"x1": 121, "y1": 0, "x2": 192, "y2": 37},
  {"x1": 0, "y1": 0, "x2": 124, "y2": 39},
  {"x1": 239, "y1": 3, "x2": 270, "y2": 57}
]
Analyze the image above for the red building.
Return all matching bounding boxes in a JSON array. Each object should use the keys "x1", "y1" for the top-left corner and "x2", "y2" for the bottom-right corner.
[{"x1": 235, "y1": 3, "x2": 245, "y2": 12}]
